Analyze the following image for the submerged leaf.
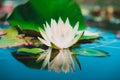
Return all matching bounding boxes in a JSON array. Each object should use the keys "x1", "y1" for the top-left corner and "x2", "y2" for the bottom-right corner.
[
  {"x1": 17, "y1": 48, "x2": 44, "y2": 54},
  {"x1": 72, "y1": 48, "x2": 109, "y2": 57}
]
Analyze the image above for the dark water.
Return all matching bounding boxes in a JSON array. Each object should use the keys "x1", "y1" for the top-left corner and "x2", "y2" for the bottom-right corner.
[{"x1": 0, "y1": 28, "x2": 120, "y2": 80}]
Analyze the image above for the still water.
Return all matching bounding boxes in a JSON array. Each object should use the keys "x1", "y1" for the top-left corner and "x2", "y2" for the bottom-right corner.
[{"x1": 0, "y1": 27, "x2": 120, "y2": 80}]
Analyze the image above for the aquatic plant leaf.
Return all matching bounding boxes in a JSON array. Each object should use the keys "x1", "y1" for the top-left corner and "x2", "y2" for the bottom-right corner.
[
  {"x1": 0, "y1": 37, "x2": 26, "y2": 48},
  {"x1": 13, "y1": 25, "x2": 40, "y2": 37},
  {"x1": 72, "y1": 35, "x2": 99, "y2": 48},
  {"x1": 0, "y1": 26, "x2": 26, "y2": 48},
  {"x1": 17, "y1": 48, "x2": 44, "y2": 54},
  {"x1": 8, "y1": 0, "x2": 86, "y2": 31},
  {"x1": 9, "y1": 20, "x2": 39, "y2": 31},
  {"x1": 0, "y1": 30, "x2": 6, "y2": 36},
  {"x1": 72, "y1": 48, "x2": 109, "y2": 57},
  {"x1": 81, "y1": 35, "x2": 99, "y2": 40},
  {"x1": 5, "y1": 25, "x2": 18, "y2": 37}
]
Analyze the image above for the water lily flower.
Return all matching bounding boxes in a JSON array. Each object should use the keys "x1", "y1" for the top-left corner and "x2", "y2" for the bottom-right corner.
[
  {"x1": 38, "y1": 18, "x2": 84, "y2": 49},
  {"x1": 38, "y1": 18, "x2": 84, "y2": 73}
]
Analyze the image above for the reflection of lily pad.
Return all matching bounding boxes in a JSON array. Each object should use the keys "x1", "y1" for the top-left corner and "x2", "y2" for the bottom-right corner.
[
  {"x1": 12, "y1": 52, "x2": 44, "y2": 69},
  {"x1": 12, "y1": 51, "x2": 58, "y2": 70},
  {"x1": 72, "y1": 48, "x2": 109, "y2": 57}
]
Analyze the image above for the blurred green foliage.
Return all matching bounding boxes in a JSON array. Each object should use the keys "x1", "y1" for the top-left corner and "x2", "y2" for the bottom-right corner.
[{"x1": 8, "y1": 0, "x2": 86, "y2": 31}]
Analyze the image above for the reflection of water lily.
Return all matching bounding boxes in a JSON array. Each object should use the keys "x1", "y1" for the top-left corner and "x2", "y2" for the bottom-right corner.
[
  {"x1": 38, "y1": 18, "x2": 84, "y2": 73},
  {"x1": 49, "y1": 49, "x2": 75, "y2": 73}
]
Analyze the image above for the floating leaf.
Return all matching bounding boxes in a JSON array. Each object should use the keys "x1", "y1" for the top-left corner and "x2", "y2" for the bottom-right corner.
[
  {"x1": 9, "y1": 21, "x2": 39, "y2": 31},
  {"x1": 0, "y1": 37, "x2": 26, "y2": 48},
  {"x1": 0, "y1": 30, "x2": 6, "y2": 36},
  {"x1": 8, "y1": 0, "x2": 86, "y2": 30},
  {"x1": 0, "y1": 26, "x2": 26, "y2": 48},
  {"x1": 72, "y1": 35, "x2": 99, "y2": 48},
  {"x1": 4, "y1": 25, "x2": 18, "y2": 37},
  {"x1": 17, "y1": 48, "x2": 44, "y2": 54},
  {"x1": 81, "y1": 35, "x2": 99, "y2": 40},
  {"x1": 72, "y1": 48, "x2": 109, "y2": 57}
]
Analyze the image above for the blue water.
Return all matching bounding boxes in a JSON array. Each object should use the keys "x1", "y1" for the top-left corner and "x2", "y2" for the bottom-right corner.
[{"x1": 0, "y1": 29, "x2": 120, "y2": 80}]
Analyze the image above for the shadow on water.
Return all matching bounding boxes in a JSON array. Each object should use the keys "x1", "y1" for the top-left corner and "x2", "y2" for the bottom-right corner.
[
  {"x1": 12, "y1": 51, "x2": 57, "y2": 70},
  {"x1": 12, "y1": 52, "x2": 44, "y2": 69}
]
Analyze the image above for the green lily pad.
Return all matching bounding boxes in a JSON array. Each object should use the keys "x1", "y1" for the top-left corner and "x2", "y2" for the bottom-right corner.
[
  {"x1": 81, "y1": 35, "x2": 99, "y2": 40},
  {"x1": 5, "y1": 25, "x2": 18, "y2": 37},
  {"x1": 0, "y1": 26, "x2": 26, "y2": 48},
  {"x1": 0, "y1": 37, "x2": 26, "y2": 48},
  {"x1": 8, "y1": 0, "x2": 86, "y2": 31},
  {"x1": 17, "y1": 48, "x2": 44, "y2": 54},
  {"x1": 72, "y1": 48, "x2": 109, "y2": 57}
]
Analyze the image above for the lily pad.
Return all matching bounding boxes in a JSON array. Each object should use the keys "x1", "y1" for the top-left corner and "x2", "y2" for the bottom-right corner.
[
  {"x1": 0, "y1": 26, "x2": 26, "y2": 48},
  {"x1": 5, "y1": 26, "x2": 18, "y2": 37},
  {"x1": 72, "y1": 48, "x2": 109, "y2": 57},
  {"x1": 0, "y1": 37, "x2": 26, "y2": 48},
  {"x1": 17, "y1": 48, "x2": 44, "y2": 54},
  {"x1": 8, "y1": 0, "x2": 86, "y2": 31},
  {"x1": 81, "y1": 35, "x2": 99, "y2": 40}
]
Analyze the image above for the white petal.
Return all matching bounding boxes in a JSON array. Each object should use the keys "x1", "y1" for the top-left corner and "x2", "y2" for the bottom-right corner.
[
  {"x1": 51, "y1": 19, "x2": 57, "y2": 28},
  {"x1": 58, "y1": 17, "x2": 65, "y2": 27},
  {"x1": 46, "y1": 22, "x2": 51, "y2": 29},
  {"x1": 65, "y1": 18, "x2": 73, "y2": 30},
  {"x1": 65, "y1": 18, "x2": 70, "y2": 26},
  {"x1": 45, "y1": 25, "x2": 52, "y2": 41},
  {"x1": 74, "y1": 22, "x2": 79, "y2": 33},
  {"x1": 38, "y1": 37, "x2": 51, "y2": 47},
  {"x1": 69, "y1": 31, "x2": 84, "y2": 47},
  {"x1": 39, "y1": 28, "x2": 50, "y2": 42}
]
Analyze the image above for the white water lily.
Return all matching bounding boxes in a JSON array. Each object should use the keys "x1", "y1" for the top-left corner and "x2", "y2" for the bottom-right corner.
[
  {"x1": 38, "y1": 18, "x2": 84, "y2": 49},
  {"x1": 38, "y1": 18, "x2": 83, "y2": 73}
]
